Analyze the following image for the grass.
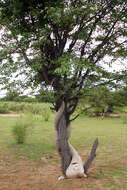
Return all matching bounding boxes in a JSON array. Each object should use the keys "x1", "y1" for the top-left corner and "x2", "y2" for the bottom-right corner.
[
  {"x1": 0, "y1": 103, "x2": 127, "y2": 189},
  {"x1": 0, "y1": 101, "x2": 51, "y2": 114}
]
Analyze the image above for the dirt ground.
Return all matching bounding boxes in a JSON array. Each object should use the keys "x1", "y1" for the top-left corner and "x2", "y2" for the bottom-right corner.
[
  {"x1": 1, "y1": 148, "x2": 127, "y2": 190},
  {"x1": 0, "y1": 151, "x2": 105, "y2": 190},
  {"x1": 0, "y1": 114, "x2": 23, "y2": 117}
]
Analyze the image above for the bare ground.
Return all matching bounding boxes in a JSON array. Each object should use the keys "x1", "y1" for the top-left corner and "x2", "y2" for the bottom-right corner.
[
  {"x1": 0, "y1": 151, "x2": 101, "y2": 190},
  {"x1": 0, "y1": 114, "x2": 24, "y2": 117},
  {"x1": 0, "y1": 151, "x2": 126, "y2": 190}
]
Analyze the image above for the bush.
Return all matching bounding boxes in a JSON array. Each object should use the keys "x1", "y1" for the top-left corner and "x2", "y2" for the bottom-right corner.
[
  {"x1": 14, "y1": 96, "x2": 22, "y2": 102},
  {"x1": 27, "y1": 104, "x2": 43, "y2": 115},
  {"x1": 8, "y1": 103, "x2": 25, "y2": 112},
  {"x1": 0, "y1": 103, "x2": 9, "y2": 113},
  {"x1": 3, "y1": 91, "x2": 20, "y2": 101},
  {"x1": 42, "y1": 108, "x2": 50, "y2": 121},
  {"x1": 23, "y1": 97, "x2": 37, "y2": 103},
  {"x1": 12, "y1": 116, "x2": 34, "y2": 144}
]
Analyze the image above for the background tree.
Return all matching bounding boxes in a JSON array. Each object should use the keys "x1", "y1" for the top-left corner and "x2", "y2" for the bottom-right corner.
[
  {"x1": 2, "y1": 90, "x2": 21, "y2": 102},
  {"x1": 0, "y1": 0, "x2": 127, "y2": 177},
  {"x1": 36, "y1": 89, "x2": 54, "y2": 103},
  {"x1": 85, "y1": 86, "x2": 127, "y2": 116}
]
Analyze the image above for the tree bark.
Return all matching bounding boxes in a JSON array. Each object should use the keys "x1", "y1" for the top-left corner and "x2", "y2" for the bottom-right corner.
[
  {"x1": 57, "y1": 115, "x2": 72, "y2": 175},
  {"x1": 54, "y1": 101, "x2": 72, "y2": 176},
  {"x1": 54, "y1": 101, "x2": 98, "y2": 179},
  {"x1": 84, "y1": 138, "x2": 99, "y2": 174}
]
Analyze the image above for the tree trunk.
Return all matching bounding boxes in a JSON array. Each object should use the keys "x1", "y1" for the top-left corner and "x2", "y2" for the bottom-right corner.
[
  {"x1": 107, "y1": 105, "x2": 113, "y2": 113},
  {"x1": 54, "y1": 101, "x2": 72, "y2": 176},
  {"x1": 54, "y1": 101, "x2": 86, "y2": 178},
  {"x1": 54, "y1": 101, "x2": 98, "y2": 179}
]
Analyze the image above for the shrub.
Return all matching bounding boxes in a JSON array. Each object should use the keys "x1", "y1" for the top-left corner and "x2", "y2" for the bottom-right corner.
[
  {"x1": 42, "y1": 108, "x2": 50, "y2": 121},
  {"x1": 23, "y1": 97, "x2": 37, "y2": 103},
  {"x1": 8, "y1": 103, "x2": 24, "y2": 112},
  {"x1": 27, "y1": 104, "x2": 42, "y2": 115},
  {"x1": 12, "y1": 116, "x2": 34, "y2": 144},
  {"x1": 0, "y1": 103, "x2": 9, "y2": 113},
  {"x1": 14, "y1": 96, "x2": 22, "y2": 102}
]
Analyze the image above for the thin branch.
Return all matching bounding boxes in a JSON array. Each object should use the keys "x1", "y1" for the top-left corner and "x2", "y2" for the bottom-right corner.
[
  {"x1": 80, "y1": 1, "x2": 115, "y2": 57},
  {"x1": 21, "y1": 50, "x2": 30, "y2": 64},
  {"x1": 70, "y1": 106, "x2": 93, "y2": 122},
  {"x1": 88, "y1": 20, "x2": 118, "y2": 63}
]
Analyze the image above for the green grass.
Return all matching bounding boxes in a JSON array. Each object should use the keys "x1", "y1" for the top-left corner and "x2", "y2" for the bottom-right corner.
[
  {"x1": 0, "y1": 111, "x2": 127, "y2": 159},
  {"x1": 0, "y1": 101, "x2": 51, "y2": 114},
  {"x1": 0, "y1": 103, "x2": 127, "y2": 189},
  {"x1": 0, "y1": 113, "x2": 55, "y2": 159}
]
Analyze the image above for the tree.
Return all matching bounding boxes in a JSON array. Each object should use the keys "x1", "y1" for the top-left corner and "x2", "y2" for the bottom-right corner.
[
  {"x1": 3, "y1": 90, "x2": 20, "y2": 102},
  {"x1": 0, "y1": 0, "x2": 127, "y2": 178},
  {"x1": 86, "y1": 86, "x2": 111, "y2": 116},
  {"x1": 105, "y1": 90, "x2": 127, "y2": 113},
  {"x1": 36, "y1": 89, "x2": 54, "y2": 103},
  {"x1": 86, "y1": 86, "x2": 127, "y2": 116}
]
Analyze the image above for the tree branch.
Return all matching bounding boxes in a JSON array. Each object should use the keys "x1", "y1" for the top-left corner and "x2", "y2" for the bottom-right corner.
[
  {"x1": 84, "y1": 138, "x2": 99, "y2": 174},
  {"x1": 70, "y1": 106, "x2": 93, "y2": 122}
]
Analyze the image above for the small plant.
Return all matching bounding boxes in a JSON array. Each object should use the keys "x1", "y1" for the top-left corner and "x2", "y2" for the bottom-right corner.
[
  {"x1": 12, "y1": 116, "x2": 34, "y2": 144},
  {"x1": 42, "y1": 108, "x2": 50, "y2": 122}
]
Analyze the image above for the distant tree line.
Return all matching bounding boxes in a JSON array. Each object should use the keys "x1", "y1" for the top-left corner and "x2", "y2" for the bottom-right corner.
[
  {"x1": 81, "y1": 86, "x2": 127, "y2": 116},
  {"x1": 0, "y1": 87, "x2": 127, "y2": 116},
  {"x1": 0, "y1": 89, "x2": 54, "y2": 103}
]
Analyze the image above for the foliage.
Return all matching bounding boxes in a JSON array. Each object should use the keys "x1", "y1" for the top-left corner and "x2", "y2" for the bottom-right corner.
[
  {"x1": 23, "y1": 97, "x2": 37, "y2": 103},
  {"x1": 0, "y1": 101, "x2": 51, "y2": 115},
  {"x1": 0, "y1": 0, "x2": 127, "y2": 116},
  {"x1": 2, "y1": 90, "x2": 21, "y2": 102},
  {"x1": 36, "y1": 89, "x2": 54, "y2": 103},
  {"x1": 28, "y1": 104, "x2": 43, "y2": 115},
  {"x1": 7, "y1": 102, "x2": 26, "y2": 112},
  {"x1": 12, "y1": 116, "x2": 34, "y2": 144},
  {"x1": 0, "y1": 103, "x2": 9, "y2": 113},
  {"x1": 84, "y1": 86, "x2": 127, "y2": 116}
]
